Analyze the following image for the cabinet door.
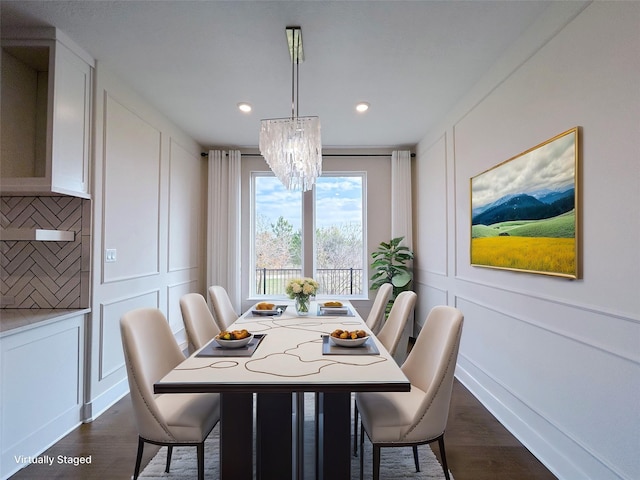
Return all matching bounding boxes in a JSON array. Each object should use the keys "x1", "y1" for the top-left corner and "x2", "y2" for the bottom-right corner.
[
  {"x1": 0, "y1": 314, "x2": 85, "y2": 479},
  {"x1": 51, "y1": 41, "x2": 92, "y2": 198}
]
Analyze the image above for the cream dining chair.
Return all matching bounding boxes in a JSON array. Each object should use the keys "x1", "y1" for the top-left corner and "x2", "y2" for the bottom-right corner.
[
  {"x1": 120, "y1": 308, "x2": 220, "y2": 480},
  {"x1": 354, "y1": 290, "x2": 417, "y2": 455},
  {"x1": 364, "y1": 282, "x2": 393, "y2": 334},
  {"x1": 207, "y1": 285, "x2": 238, "y2": 331},
  {"x1": 180, "y1": 293, "x2": 220, "y2": 353},
  {"x1": 356, "y1": 305, "x2": 464, "y2": 480},
  {"x1": 375, "y1": 290, "x2": 417, "y2": 359}
]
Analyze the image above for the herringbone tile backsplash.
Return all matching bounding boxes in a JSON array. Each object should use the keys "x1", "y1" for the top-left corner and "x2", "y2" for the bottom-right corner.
[{"x1": 1, "y1": 196, "x2": 90, "y2": 308}]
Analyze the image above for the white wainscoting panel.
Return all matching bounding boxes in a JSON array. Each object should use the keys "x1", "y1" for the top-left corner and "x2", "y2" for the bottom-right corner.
[
  {"x1": 414, "y1": 134, "x2": 448, "y2": 277},
  {"x1": 413, "y1": 280, "x2": 448, "y2": 333},
  {"x1": 167, "y1": 280, "x2": 198, "y2": 348},
  {"x1": 455, "y1": 294, "x2": 639, "y2": 480},
  {"x1": 99, "y1": 290, "x2": 159, "y2": 380},
  {"x1": 102, "y1": 94, "x2": 161, "y2": 283},
  {"x1": 168, "y1": 140, "x2": 203, "y2": 273}
]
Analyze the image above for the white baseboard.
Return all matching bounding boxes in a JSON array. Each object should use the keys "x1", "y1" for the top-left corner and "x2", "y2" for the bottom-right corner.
[{"x1": 83, "y1": 378, "x2": 129, "y2": 422}]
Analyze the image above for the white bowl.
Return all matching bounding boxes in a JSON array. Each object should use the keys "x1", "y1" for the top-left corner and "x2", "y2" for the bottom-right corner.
[
  {"x1": 329, "y1": 335, "x2": 369, "y2": 348},
  {"x1": 252, "y1": 305, "x2": 287, "y2": 316},
  {"x1": 215, "y1": 334, "x2": 253, "y2": 349}
]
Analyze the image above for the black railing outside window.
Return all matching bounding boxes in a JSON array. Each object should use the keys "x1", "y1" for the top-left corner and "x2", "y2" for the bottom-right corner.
[{"x1": 255, "y1": 268, "x2": 363, "y2": 296}]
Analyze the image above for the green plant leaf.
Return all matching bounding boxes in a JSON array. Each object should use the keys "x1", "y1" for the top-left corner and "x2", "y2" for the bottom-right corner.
[
  {"x1": 390, "y1": 236, "x2": 404, "y2": 246},
  {"x1": 391, "y1": 271, "x2": 411, "y2": 288},
  {"x1": 370, "y1": 260, "x2": 389, "y2": 269},
  {"x1": 370, "y1": 237, "x2": 413, "y2": 294}
]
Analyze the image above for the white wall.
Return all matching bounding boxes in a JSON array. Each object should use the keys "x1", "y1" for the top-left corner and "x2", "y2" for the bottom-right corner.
[
  {"x1": 414, "y1": 3, "x2": 639, "y2": 479},
  {"x1": 86, "y1": 63, "x2": 206, "y2": 419}
]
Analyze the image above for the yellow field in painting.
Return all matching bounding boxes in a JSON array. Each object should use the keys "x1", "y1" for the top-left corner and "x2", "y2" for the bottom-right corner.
[{"x1": 471, "y1": 237, "x2": 575, "y2": 274}]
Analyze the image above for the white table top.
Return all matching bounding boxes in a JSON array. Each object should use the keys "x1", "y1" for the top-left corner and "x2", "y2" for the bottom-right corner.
[{"x1": 155, "y1": 300, "x2": 410, "y2": 394}]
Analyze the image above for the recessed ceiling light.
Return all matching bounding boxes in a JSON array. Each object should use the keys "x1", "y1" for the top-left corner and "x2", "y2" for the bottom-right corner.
[
  {"x1": 356, "y1": 102, "x2": 370, "y2": 113},
  {"x1": 237, "y1": 102, "x2": 252, "y2": 113}
]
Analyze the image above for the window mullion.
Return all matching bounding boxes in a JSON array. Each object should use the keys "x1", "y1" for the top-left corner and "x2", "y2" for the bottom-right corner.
[{"x1": 301, "y1": 189, "x2": 315, "y2": 279}]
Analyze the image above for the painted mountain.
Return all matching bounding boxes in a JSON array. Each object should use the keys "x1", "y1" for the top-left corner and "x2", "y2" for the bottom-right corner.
[{"x1": 472, "y1": 187, "x2": 574, "y2": 226}]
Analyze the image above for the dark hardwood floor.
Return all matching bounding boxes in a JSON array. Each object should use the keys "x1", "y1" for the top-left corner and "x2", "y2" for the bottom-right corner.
[
  {"x1": 9, "y1": 379, "x2": 556, "y2": 479},
  {"x1": 433, "y1": 380, "x2": 556, "y2": 480}
]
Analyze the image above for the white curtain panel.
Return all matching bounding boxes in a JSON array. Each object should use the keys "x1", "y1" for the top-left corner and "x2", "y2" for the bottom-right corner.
[
  {"x1": 391, "y1": 150, "x2": 413, "y2": 365},
  {"x1": 391, "y1": 150, "x2": 413, "y2": 249},
  {"x1": 207, "y1": 149, "x2": 241, "y2": 312}
]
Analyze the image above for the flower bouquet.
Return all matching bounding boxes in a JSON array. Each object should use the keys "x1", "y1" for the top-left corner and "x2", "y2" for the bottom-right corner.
[{"x1": 285, "y1": 277, "x2": 319, "y2": 315}]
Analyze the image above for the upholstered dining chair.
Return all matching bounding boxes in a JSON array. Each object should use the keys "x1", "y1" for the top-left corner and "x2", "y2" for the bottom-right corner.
[
  {"x1": 180, "y1": 293, "x2": 220, "y2": 353},
  {"x1": 207, "y1": 285, "x2": 238, "y2": 331},
  {"x1": 354, "y1": 290, "x2": 417, "y2": 455},
  {"x1": 364, "y1": 282, "x2": 393, "y2": 334},
  {"x1": 375, "y1": 290, "x2": 417, "y2": 358},
  {"x1": 120, "y1": 308, "x2": 220, "y2": 480},
  {"x1": 356, "y1": 305, "x2": 464, "y2": 480}
]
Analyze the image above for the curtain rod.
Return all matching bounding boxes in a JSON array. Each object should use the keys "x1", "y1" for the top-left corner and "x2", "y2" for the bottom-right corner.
[{"x1": 201, "y1": 152, "x2": 415, "y2": 158}]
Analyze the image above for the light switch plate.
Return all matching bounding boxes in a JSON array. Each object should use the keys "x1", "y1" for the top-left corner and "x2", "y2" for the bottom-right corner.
[{"x1": 105, "y1": 249, "x2": 117, "y2": 263}]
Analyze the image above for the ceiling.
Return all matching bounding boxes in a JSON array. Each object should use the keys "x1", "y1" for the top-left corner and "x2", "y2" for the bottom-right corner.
[{"x1": 1, "y1": 1, "x2": 553, "y2": 149}]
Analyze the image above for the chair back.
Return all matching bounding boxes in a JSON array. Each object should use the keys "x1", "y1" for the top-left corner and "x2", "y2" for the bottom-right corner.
[
  {"x1": 120, "y1": 308, "x2": 185, "y2": 443},
  {"x1": 400, "y1": 305, "x2": 464, "y2": 441},
  {"x1": 365, "y1": 283, "x2": 393, "y2": 334},
  {"x1": 376, "y1": 290, "x2": 417, "y2": 356},
  {"x1": 208, "y1": 285, "x2": 238, "y2": 331},
  {"x1": 180, "y1": 293, "x2": 220, "y2": 352}
]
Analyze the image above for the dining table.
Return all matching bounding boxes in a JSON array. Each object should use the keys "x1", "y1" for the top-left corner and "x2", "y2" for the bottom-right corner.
[{"x1": 154, "y1": 299, "x2": 410, "y2": 479}]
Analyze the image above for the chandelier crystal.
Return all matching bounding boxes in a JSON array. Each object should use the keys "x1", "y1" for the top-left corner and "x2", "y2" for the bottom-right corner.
[
  {"x1": 259, "y1": 26, "x2": 322, "y2": 192},
  {"x1": 259, "y1": 116, "x2": 321, "y2": 191}
]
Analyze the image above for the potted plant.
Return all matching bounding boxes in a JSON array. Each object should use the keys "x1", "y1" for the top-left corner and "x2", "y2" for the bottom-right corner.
[{"x1": 370, "y1": 236, "x2": 414, "y2": 308}]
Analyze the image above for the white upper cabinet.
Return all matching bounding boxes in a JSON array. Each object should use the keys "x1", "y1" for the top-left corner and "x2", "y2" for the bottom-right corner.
[{"x1": 1, "y1": 28, "x2": 94, "y2": 198}]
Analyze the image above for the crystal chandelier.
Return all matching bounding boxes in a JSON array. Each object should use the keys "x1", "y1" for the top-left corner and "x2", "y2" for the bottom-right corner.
[{"x1": 259, "y1": 26, "x2": 322, "y2": 192}]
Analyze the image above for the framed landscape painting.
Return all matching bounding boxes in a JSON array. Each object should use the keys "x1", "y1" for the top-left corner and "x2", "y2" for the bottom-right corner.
[{"x1": 470, "y1": 127, "x2": 580, "y2": 278}]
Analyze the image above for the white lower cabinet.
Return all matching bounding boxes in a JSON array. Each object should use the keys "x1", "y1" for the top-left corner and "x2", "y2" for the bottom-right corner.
[{"x1": 0, "y1": 314, "x2": 85, "y2": 480}]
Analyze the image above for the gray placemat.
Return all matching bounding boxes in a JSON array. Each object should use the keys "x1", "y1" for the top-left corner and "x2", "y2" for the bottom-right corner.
[
  {"x1": 317, "y1": 305, "x2": 354, "y2": 317},
  {"x1": 196, "y1": 334, "x2": 266, "y2": 357},
  {"x1": 321, "y1": 335, "x2": 380, "y2": 355}
]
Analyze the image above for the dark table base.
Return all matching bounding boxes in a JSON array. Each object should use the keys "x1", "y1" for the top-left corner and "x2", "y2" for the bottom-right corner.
[{"x1": 219, "y1": 391, "x2": 353, "y2": 479}]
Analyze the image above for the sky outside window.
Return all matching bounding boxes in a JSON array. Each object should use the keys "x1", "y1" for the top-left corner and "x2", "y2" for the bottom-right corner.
[
  {"x1": 314, "y1": 176, "x2": 363, "y2": 228},
  {"x1": 254, "y1": 175, "x2": 363, "y2": 230}
]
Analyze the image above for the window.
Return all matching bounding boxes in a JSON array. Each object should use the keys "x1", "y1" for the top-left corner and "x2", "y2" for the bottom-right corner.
[
  {"x1": 252, "y1": 173, "x2": 365, "y2": 297},
  {"x1": 314, "y1": 175, "x2": 365, "y2": 296},
  {"x1": 253, "y1": 175, "x2": 302, "y2": 295}
]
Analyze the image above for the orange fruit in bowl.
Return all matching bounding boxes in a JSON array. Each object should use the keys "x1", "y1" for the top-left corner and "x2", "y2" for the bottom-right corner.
[
  {"x1": 256, "y1": 302, "x2": 275, "y2": 310},
  {"x1": 324, "y1": 301, "x2": 343, "y2": 307}
]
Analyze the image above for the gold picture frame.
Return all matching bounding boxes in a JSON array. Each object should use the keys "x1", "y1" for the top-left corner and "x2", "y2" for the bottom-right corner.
[{"x1": 470, "y1": 127, "x2": 580, "y2": 278}]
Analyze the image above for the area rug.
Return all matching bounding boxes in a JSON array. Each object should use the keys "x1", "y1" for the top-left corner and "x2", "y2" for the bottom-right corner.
[{"x1": 138, "y1": 425, "x2": 453, "y2": 480}]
